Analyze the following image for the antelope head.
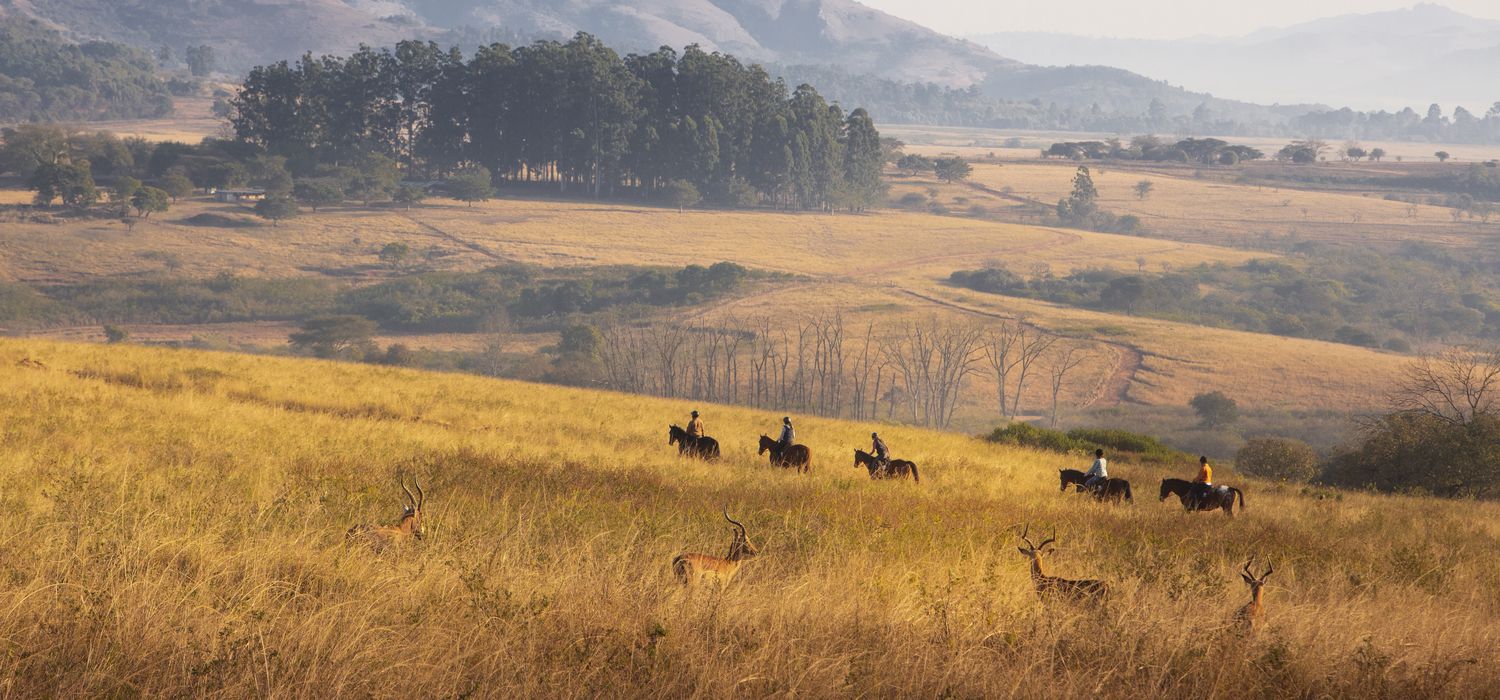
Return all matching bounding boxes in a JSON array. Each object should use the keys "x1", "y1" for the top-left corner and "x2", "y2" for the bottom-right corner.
[
  {"x1": 1015, "y1": 523, "x2": 1057, "y2": 563},
  {"x1": 1240, "y1": 558, "x2": 1273, "y2": 596},
  {"x1": 398, "y1": 476, "x2": 426, "y2": 539}
]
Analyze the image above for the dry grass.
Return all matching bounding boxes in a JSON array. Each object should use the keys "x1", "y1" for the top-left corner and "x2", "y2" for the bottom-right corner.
[
  {"x1": 966, "y1": 161, "x2": 1500, "y2": 249},
  {"x1": 1, "y1": 338, "x2": 1497, "y2": 697},
  {"x1": 4, "y1": 189, "x2": 1408, "y2": 415}
]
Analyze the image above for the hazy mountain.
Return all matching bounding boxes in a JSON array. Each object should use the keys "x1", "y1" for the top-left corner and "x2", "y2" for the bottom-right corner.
[
  {"x1": 0, "y1": 0, "x2": 1312, "y2": 123},
  {"x1": 969, "y1": 3, "x2": 1500, "y2": 111}
]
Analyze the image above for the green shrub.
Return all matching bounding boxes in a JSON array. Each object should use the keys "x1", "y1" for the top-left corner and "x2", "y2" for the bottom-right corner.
[{"x1": 1236, "y1": 437, "x2": 1319, "y2": 483}]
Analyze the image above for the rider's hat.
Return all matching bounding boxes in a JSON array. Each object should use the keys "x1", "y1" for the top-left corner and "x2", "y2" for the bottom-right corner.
[
  {"x1": 783, "y1": 416, "x2": 791, "y2": 423},
  {"x1": 871, "y1": 431, "x2": 878, "y2": 438},
  {"x1": 691, "y1": 410, "x2": 699, "y2": 417}
]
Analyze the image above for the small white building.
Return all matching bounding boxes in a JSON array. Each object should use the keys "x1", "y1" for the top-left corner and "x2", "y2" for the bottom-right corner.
[{"x1": 211, "y1": 188, "x2": 267, "y2": 203}]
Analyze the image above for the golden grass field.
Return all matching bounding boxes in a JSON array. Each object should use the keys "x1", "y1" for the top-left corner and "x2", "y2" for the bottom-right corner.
[{"x1": 1, "y1": 338, "x2": 1497, "y2": 697}]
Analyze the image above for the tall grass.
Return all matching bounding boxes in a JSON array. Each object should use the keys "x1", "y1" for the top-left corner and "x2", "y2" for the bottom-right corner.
[{"x1": 1, "y1": 339, "x2": 1497, "y2": 697}]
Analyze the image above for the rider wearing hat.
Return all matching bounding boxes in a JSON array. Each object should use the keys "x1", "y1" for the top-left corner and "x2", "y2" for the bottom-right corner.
[
  {"x1": 871, "y1": 432, "x2": 890, "y2": 473},
  {"x1": 686, "y1": 410, "x2": 704, "y2": 439},
  {"x1": 776, "y1": 417, "x2": 795, "y2": 453}
]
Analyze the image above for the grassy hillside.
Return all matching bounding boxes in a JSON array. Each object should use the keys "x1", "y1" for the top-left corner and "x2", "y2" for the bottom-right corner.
[{"x1": 1, "y1": 338, "x2": 1497, "y2": 696}]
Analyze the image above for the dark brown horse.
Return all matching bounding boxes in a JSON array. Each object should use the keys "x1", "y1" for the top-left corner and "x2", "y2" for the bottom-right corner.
[
  {"x1": 853, "y1": 449, "x2": 919, "y2": 483},
  {"x1": 1059, "y1": 469, "x2": 1132, "y2": 503},
  {"x1": 1159, "y1": 478, "x2": 1244, "y2": 517},
  {"x1": 757, "y1": 435, "x2": 811, "y2": 473},
  {"x1": 669, "y1": 425, "x2": 720, "y2": 460}
]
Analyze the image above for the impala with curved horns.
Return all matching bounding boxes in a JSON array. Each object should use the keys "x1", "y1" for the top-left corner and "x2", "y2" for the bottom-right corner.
[
  {"x1": 1233, "y1": 558, "x2": 1274, "y2": 632},
  {"x1": 671, "y1": 507, "x2": 759, "y2": 586},
  {"x1": 346, "y1": 476, "x2": 425, "y2": 552},
  {"x1": 1016, "y1": 524, "x2": 1109, "y2": 602}
]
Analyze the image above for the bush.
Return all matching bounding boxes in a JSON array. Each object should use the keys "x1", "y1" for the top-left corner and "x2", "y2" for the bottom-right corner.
[
  {"x1": 1236, "y1": 437, "x2": 1319, "y2": 483},
  {"x1": 102, "y1": 324, "x2": 130, "y2": 344},
  {"x1": 986, "y1": 422, "x2": 1086, "y2": 453},
  {"x1": 897, "y1": 192, "x2": 927, "y2": 208},
  {"x1": 1190, "y1": 391, "x2": 1239, "y2": 427},
  {"x1": 1066, "y1": 428, "x2": 1187, "y2": 464}
]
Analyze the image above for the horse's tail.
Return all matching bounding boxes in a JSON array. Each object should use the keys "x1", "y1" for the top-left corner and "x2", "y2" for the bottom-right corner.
[
  {"x1": 1233, "y1": 487, "x2": 1245, "y2": 512},
  {"x1": 800, "y1": 446, "x2": 811, "y2": 474},
  {"x1": 910, "y1": 462, "x2": 920, "y2": 484},
  {"x1": 1123, "y1": 480, "x2": 1133, "y2": 502},
  {"x1": 708, "y1": 439, "x2": 721, "y2": 460}
]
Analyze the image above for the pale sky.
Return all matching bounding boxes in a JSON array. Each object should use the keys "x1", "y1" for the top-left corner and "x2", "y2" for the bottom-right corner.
[{"x1": 857, "y1": 0, "x2": 1500, "y2": 39}]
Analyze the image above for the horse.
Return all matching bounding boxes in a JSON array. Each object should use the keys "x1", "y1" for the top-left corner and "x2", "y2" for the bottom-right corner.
[
  {"x1": 669, "y1": 425, "x2": 721, "y2": 460},
  {"x1": 1059, "y1": 469, "x2": 1132, "y2": 503},
  {"x1": 853, "y1": 449, "x2": 919, "y2": 483},
  {"x1": 757, "y1": 435, "x2": 811, "y2": 473},
  {"x1": 1159, "y1": 478, "x2": 1244, "y2": 517}
]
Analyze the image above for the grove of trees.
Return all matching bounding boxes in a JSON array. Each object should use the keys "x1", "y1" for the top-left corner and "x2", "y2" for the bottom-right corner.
[
  {"x1": 231, "y1": 34, "x2": 887, "y2": 211},
  {"x1": 0, "y1": 16, "x2": 173, "y2": 121}
]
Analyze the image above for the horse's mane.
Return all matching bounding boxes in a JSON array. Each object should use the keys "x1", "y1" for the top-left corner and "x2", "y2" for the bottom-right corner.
[
  {"x1": 1161, "y1": 477, "x2": 1192, "y2": 485},
  {"x1": 1060, "y1": 468, "x2": 1085, "y2": 475}
]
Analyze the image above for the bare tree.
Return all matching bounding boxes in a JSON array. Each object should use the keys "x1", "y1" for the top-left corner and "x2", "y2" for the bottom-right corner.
[
  {"x1": 983, "y1": 321, "x2": 1024, "y2": 418},
  {"x1": 1011, "y1": 329, "x2": 1057, "y2": 417},
  {"x1": 1046, "y1": 343, "x2": 1090, "y2": 428},
  {"x1": 1390, "y1": 346, "x2": 1500, "y2": 427}
]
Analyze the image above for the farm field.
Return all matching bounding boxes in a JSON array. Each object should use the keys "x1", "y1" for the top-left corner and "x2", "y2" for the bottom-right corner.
[
  {"x1": 3, "y1": 188, "x2": 1407, "y2": 420},
  {"x1": 1, "y1": 338, "x2": 1496, "y2": 697},
  {"x1": 961, "y1": 161, "x2": 1500, "y2": 249}
]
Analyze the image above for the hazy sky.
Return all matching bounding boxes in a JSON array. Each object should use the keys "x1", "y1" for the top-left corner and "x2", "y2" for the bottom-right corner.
[{"x1": 857, "y1": 0, "x2": 1500, "y2": 39}]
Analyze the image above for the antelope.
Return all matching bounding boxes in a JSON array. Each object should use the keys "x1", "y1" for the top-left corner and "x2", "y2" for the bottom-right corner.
[
  {"x1": 346, "y1": 477, "x2": 425, "y2": 552},
  {"x1": 1016, "y1": 524, "x2": 1109, "y2": 602},
  {"x1": 1233, "y1": 559, "x2": 1274, "y2": 631},
  {"x1": 671, "y1": 508, "x2": 759, "y2": 586}
]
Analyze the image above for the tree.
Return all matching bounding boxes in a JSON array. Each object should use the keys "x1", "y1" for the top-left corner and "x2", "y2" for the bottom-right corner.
[
  {"x1": 160, "y1": 173, "x2": 195, "y2": 201},
  {"x1": 1046, "y1": 343, "x2": 1089, "y2": 428},
  {"x1": 1345, "y1": 145, "x2": 1367, "y2": 162},
  {"x1": 254, "y1": 196, "x2": 299, "y2": 226},
  {"x1": 447, "y1": 166, "x2": 493, "y2": 206},
  {"x1": 113, "y1": 176, "x2": 142, "y2": 204},
  {"x1": 393, "y1": 184, "x2": 427, "y2": 210},
  {"x1": 1057, "y1": 166, "x2": 1098, "y2": 225},
  {"x1": 293, "y1": 179, "x2": 344, "y2": 211},
  {"x1": 29, "y1": 160, "x2": 97, "y2": 208},
  {"x1": 662, "y1": 179, "x2": 701, "y2": 212},
  {"x1": 289, "y1": 315, "x2": 377, "y2": 358},
  {"x1": 1390, "y1": 347, "x2": 1500, "y2": 427},
  {"x1": 1369, "y1": 148, "x2": 1387, "y2": 162},
  {"x1": 842, "y1": 107, "x2": 885, "y2": 211},
  {"x1": 130, "y1": 186, "x2": 170, "y2": 218},
  {"x1": 379, "y1": 241, "x2": 411, "y2": 269},
  {"x1": 1236, "y1": 437, "x2": 1319, "y2": 483},
  {"x1": 1436, "y1": 151, "x2": 1452, "y2": 163},
  {"x1": 1134, "y1": 179, "x2": 1154, "y2": 201},
  {"x1": 933, "y1": 157, "x2": 972, "y2": 183},
  {"x1": 102, "y1": 325, "x2": 129, "y2": 344},
  {"x1": 345, "y1": 152, "x2": 400, "y2": 205},
  {"x1": 1190, "y1": 391, "x2": 1239, "y2": 427},
  {"x1": 185, "y1": 45, "x2": 216, "y2": 77}
]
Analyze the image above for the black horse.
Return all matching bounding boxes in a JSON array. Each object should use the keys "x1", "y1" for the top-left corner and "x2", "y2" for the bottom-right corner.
[
  {"x1": 853, "y1": 449, "x2": 919, "y2": 483},
  {"x1": 1059, "y1": 469, "x2": 1132, "y2": 503},
  {"x1": 1160, "y1": 478, "x2": 1244, "y2": 517},
  {"x1": 757, "y1": 435, "x2": 812, "y2": 473},
  {"x1": 669, "y1": 425, "x2": 720, "y2": 460}
]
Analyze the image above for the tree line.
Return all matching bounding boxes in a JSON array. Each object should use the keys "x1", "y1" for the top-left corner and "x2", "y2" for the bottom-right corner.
[{"x1": 230, "y1": 34, "x2": 887, "y2": 210}]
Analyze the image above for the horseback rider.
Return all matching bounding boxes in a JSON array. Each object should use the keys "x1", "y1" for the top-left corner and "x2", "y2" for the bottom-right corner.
[
  {"x1": 776, "y1": 417, "x2": 795, "y2": 455},
  {"x1": 1191, "y1": 455, "x2": 1213, "y2": 504},
  {"x1": 686, "y1": 410, "x2": 705, "y2": 440},
  {"x1": 1084, "y1": 448, "x2": 1107, "y2": 494},
  {"x1": 871, "y1": 432, "x2": 890, "y2": 474}
]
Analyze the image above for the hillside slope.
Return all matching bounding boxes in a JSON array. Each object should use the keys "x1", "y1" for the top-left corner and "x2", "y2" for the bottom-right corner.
[{"x1": 1, "y1": 338, "x2": 1498, "y2": 695}]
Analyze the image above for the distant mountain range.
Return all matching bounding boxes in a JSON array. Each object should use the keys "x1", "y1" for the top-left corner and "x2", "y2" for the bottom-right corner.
[
  {"x1": 0, "y1": 0, "x2": 1310, "y2": 122},
  {"x1": 969, "y1": 3, "x2": 1500, "y2": 111}
]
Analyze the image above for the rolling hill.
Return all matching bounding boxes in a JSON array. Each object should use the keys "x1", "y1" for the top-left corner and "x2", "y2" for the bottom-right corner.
[{"x1": 2, "y1": 338, "x2": 1498, "y2": 695}]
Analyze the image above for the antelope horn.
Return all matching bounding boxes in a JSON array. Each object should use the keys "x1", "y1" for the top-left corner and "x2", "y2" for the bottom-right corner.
[
  {"x1": 1261, "y1": 561, "x2": 1274, "y2": 579},
  {"x1": 1019, "y1": 523, "x2": 1034, "y2": 549},
  {"x1": 400, "y1": 476, "x2": 417, "y2": 509},
  {"x1": 1242, "y1": 558, "x2": 1255, "y2": 578},
  {"x1": 723, "y1": 506, "x2": 745, "y2": 535},
  {"x1": 413, "y1": 477, "x2": 425, "y2": 510},
  {"x1": 1038, "y1": 527, "x2": 1057, "y2": 550}
]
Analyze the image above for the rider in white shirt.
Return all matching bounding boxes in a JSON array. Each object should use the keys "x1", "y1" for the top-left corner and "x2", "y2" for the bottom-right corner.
[{"x1": 1084, "y1": 449, "x2": 1107, "y2": 493}]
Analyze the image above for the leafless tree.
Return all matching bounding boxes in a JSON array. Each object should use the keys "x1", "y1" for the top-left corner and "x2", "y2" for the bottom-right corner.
[
  {"x1": 882, "y1": 317, "x2": 985, "y2": 427},
  {"x1": 1011, "y1": 329, "x2": 1057, "y2": 418},
  {"x1": 1046, "y1": 342, "x2": 1090, "y2": 428},
  {"x1": 1390, "y1": 346, "x2": 1500, "y2": 427},
  {"x1": 983, "y1": 321, "x2": 1024, "y2": 418}
]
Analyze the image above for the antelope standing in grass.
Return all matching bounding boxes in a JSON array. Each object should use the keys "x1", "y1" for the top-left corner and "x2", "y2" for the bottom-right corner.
[
  {"x1": 1233, "y1": 559, "x2": 1274, "y2": 631},
  {"x1": 346, "y1": 477, "x2": 425, "y2": 552},
  {"x1": 671, "y1": 508, "x2": 758, "y2": 586},
  {"x1": 1016, "y1": 525, "x2": 1109, "y2": 602}
]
